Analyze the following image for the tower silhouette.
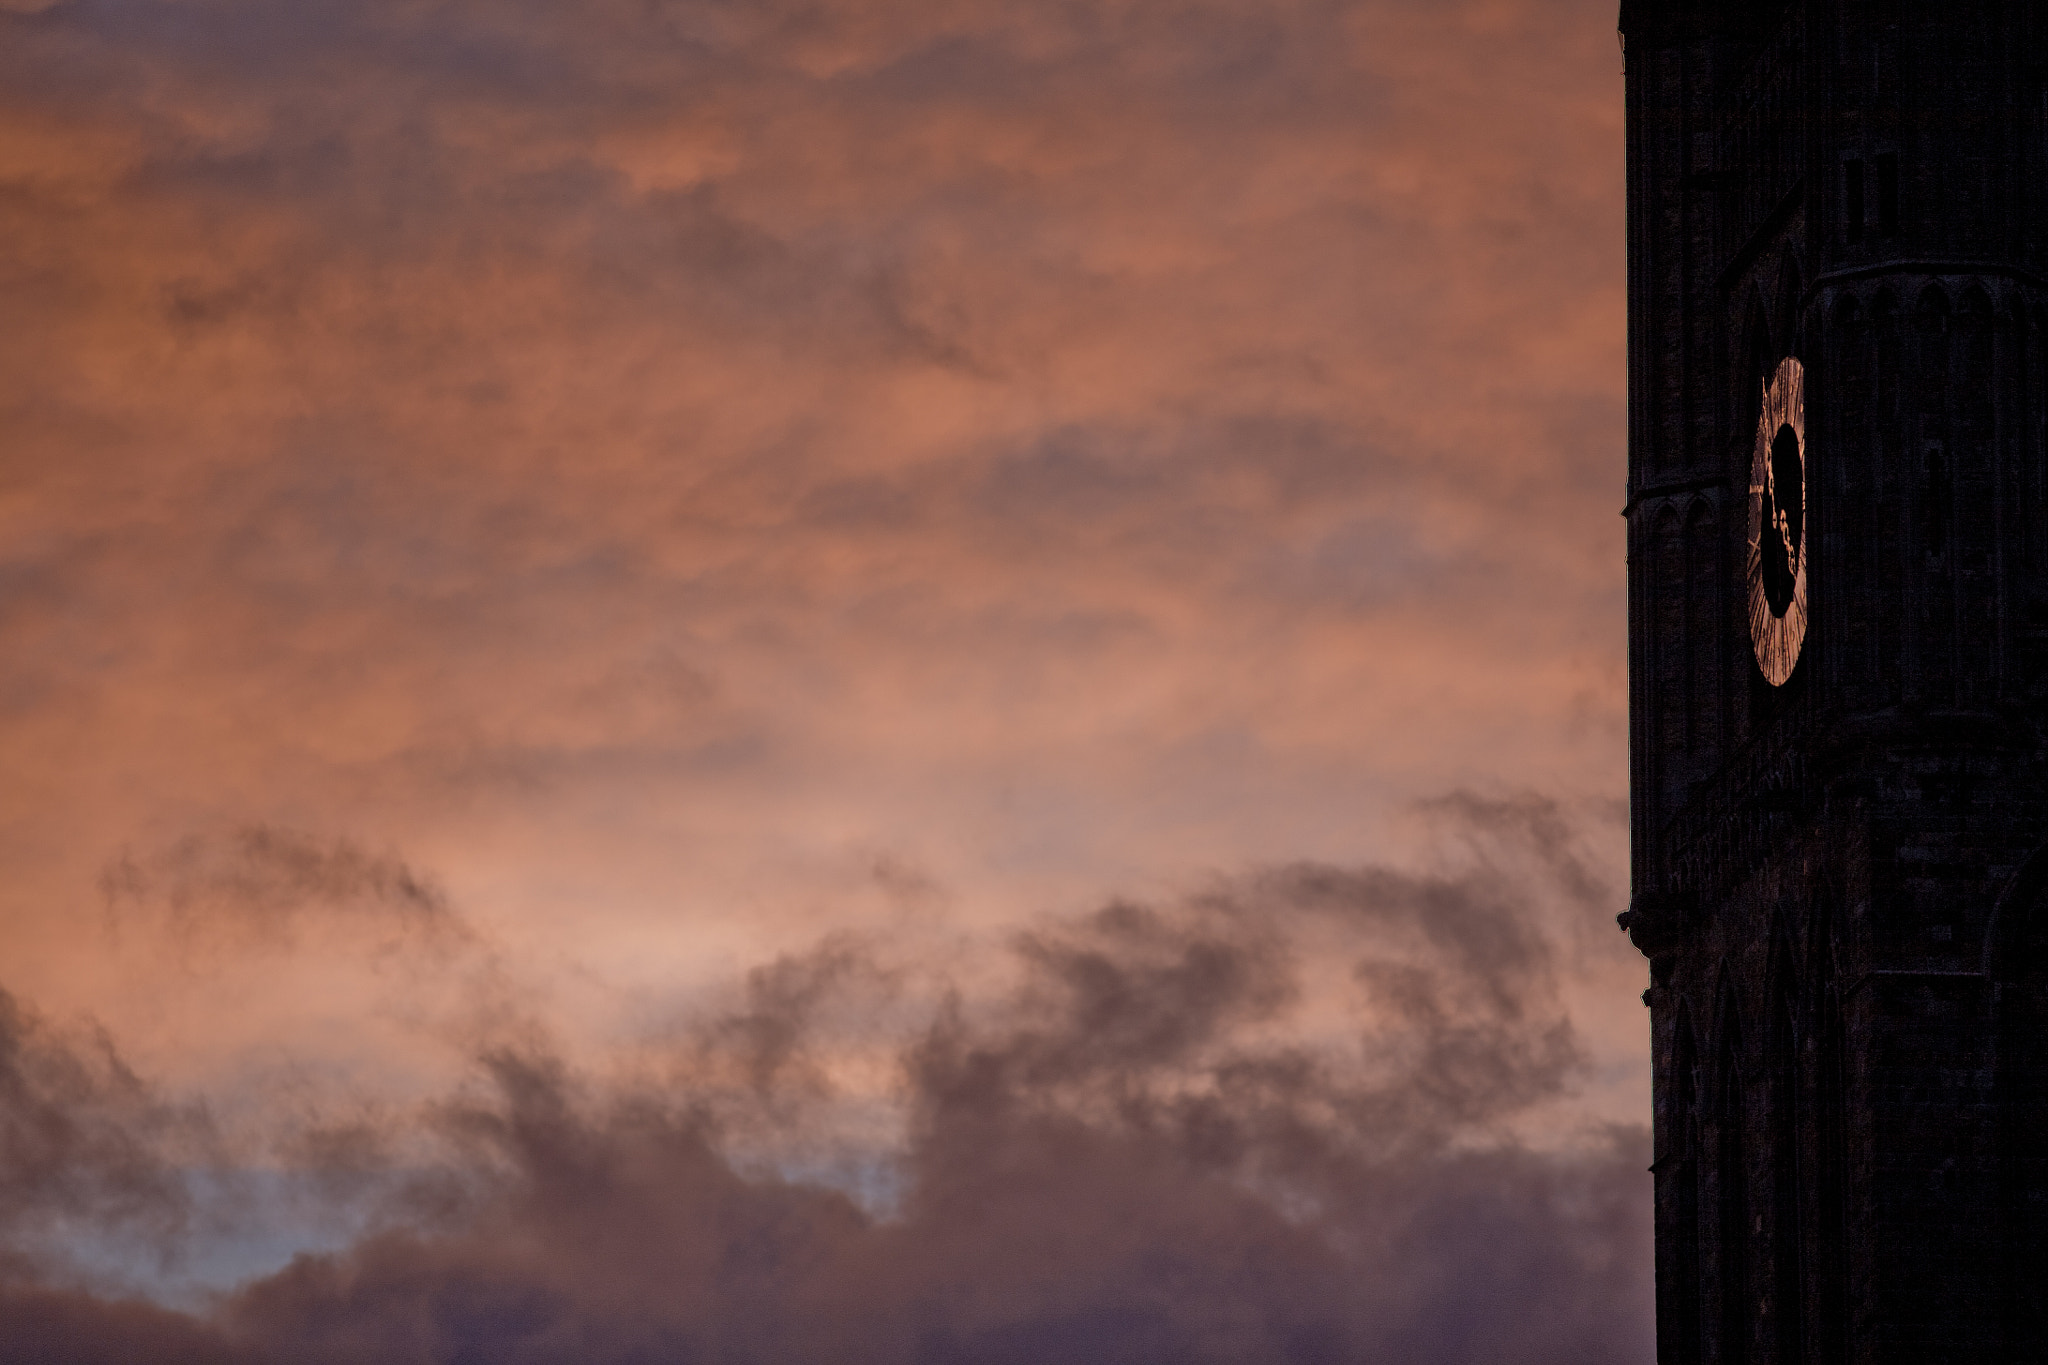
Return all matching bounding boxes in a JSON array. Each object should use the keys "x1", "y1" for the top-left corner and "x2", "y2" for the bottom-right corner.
[{"x1": 1619, "y1": 2, "x2": 2048, "y2": 1360}]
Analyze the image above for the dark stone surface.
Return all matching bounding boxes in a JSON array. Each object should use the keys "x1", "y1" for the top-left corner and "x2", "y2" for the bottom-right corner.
[{"x1": 1621, "y1": 3, "x2": 2048, "y2": 1361}]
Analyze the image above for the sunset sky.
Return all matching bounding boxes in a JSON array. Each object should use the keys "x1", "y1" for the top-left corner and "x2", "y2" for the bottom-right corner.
[{"x1": 0, "y1": 0, "x2": 1650, "y2": 1358}]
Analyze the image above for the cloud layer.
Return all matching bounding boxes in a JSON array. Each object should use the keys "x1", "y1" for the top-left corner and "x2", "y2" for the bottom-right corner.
[
  {"x1": 0, "y1": 797, "x2": 1649, "y2": 1362},
  {"x1": 0, "y1": 0, "x2": 1642, "y2": 1354}
]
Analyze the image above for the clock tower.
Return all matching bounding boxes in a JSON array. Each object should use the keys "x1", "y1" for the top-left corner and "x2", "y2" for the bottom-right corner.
[{"x1": 1619, "y1": 3, "x2": 2048, "y2": 1362}]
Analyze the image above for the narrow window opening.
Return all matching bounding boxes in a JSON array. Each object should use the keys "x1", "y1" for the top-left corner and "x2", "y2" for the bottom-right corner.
[
  {"x1": 1670, "y1": 1025, "x2": 1705, "y2": 1365},
  {"x1": 1721, "y1": 1085, "x2": 1752, "y2": 1365},
  {"x1": 1876, "y1": 152, "x2": 1900, "y2": 236},
  {"x1": 1773, "y1": 996, "x2": 1808, "y2": 1365},
  {"x1": 1926, "y1": 449, "x2": 1950, "y2": 557},
  {"x1": 1845, "y1": 159, "x2": 1866, "y2": 243}
]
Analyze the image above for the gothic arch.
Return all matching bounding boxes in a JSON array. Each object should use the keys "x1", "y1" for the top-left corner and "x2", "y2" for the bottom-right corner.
[
  {"x1": 1959, "y1": 285, "x2": 1995, "y2": 433},
  {"x1": 1917, "y1": 281, "x2": 1953, "y2": 323},
  {"x1": 1871, "y1": 286, "x2": 1903, "y2": 422},
  {"x1": 1914, "y1": 284, "x2": 1952, "y2": 419}
]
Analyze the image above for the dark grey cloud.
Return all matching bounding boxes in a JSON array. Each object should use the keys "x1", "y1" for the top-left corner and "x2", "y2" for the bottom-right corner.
[
  {"x1": 1, "y1": 793, "x2": 1650, "y2": 1362},
  {"x1": 100, "y1": 826, "x2": 469, "y2": 953},
  {"x1": 0, "y1": 1282, "x2": 243, "y2": 1365},
  {"x1": 696, "y1": 933, "x2": 890, "y2": 1106},
  {"x1": 0, "y1": 989, "x2": 209, "y2": 1263}
]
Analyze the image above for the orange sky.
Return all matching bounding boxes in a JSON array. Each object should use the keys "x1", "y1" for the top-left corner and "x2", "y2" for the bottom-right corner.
[{"x1": 0, "y1": 0, "x2": 1651, "y2": 1357}]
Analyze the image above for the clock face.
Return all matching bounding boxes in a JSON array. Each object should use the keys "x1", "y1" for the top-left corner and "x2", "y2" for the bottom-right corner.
[{"x1": 1747, "y1": 355, "x2": 1807, "y2": 686}]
